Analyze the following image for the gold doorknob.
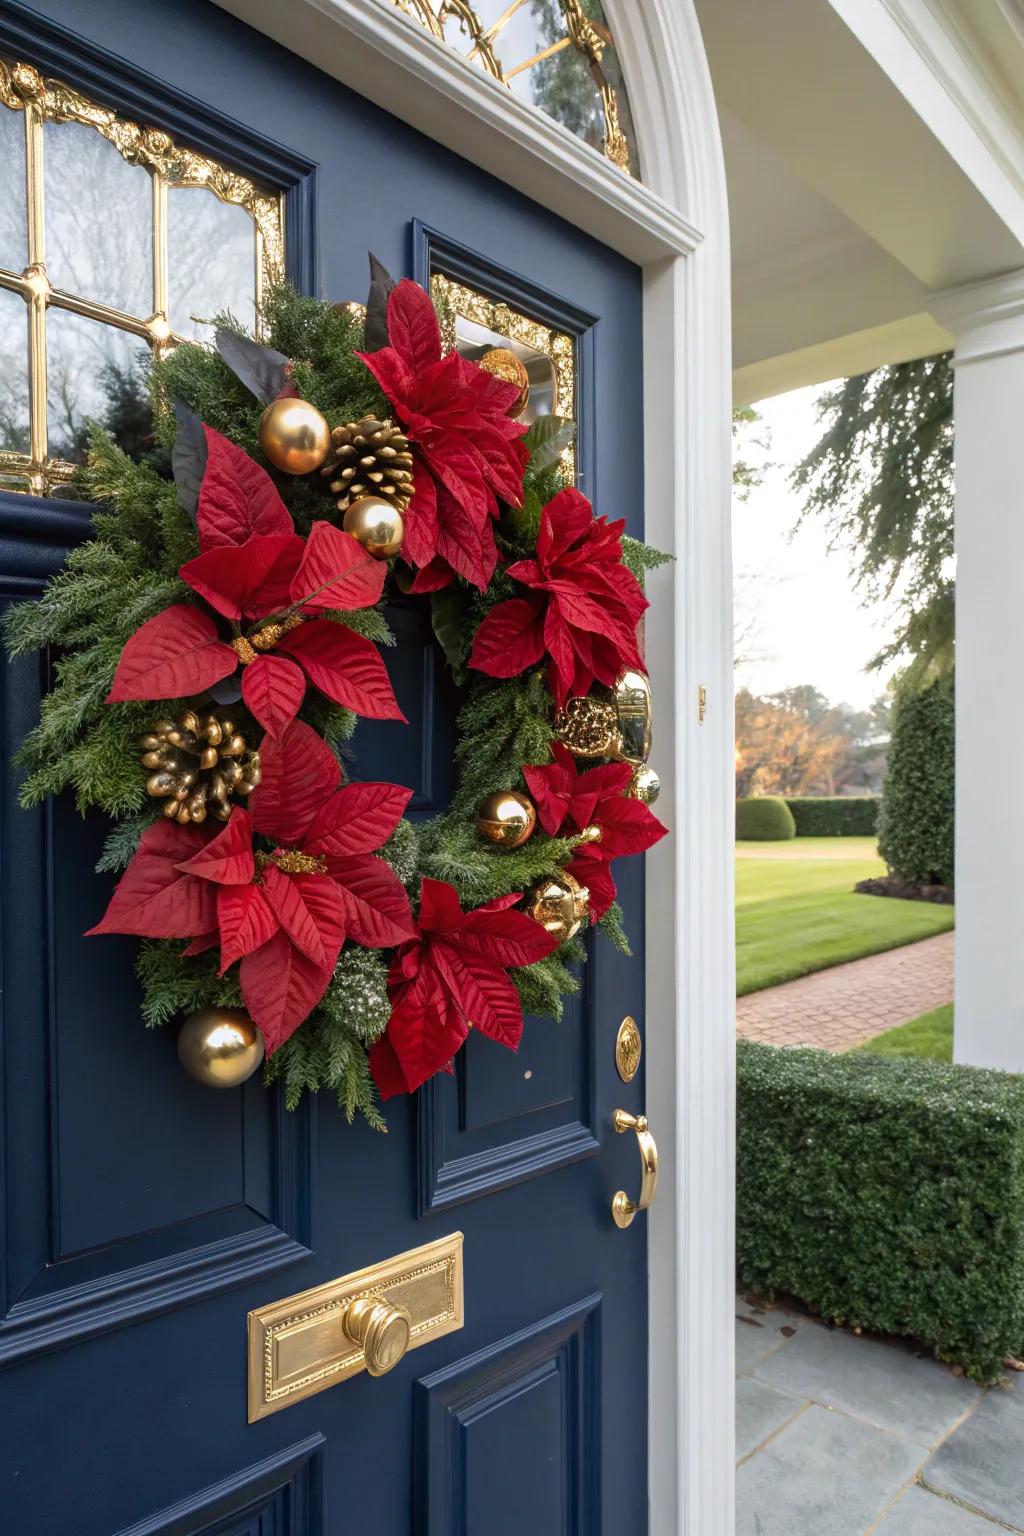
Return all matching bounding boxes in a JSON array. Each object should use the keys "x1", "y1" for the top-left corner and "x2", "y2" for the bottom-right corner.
[
  {"x1": 342, "y1": 1295, "x2": 413, "y2": 1377},
  {"x1": 611, "y1": 1108, "x2": 659, "y2": 1229}
]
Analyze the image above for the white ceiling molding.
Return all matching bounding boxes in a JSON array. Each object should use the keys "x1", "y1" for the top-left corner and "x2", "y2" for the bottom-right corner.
[
  {"x1": 929, "y1": 266, "x2": 1024, "y2": 364},
  {"x1": 212, "y1": 0, "x2": 700, "y2": 265}
]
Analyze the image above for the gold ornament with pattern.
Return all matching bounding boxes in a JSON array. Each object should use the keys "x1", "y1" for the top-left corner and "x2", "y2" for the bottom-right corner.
[
  {"x1": 477, "y1": 789, "x2": 537, "y2": 848},
  {"x1": 631, "y1": 765, "x2": 661, "y2": 805},
  {"x1": 322, "y1": 416, "x2": 414, "y2": 514},
  {"x1": 139, "y1": 710, "x2": 260, "y2": 825},
  {"x1": 524, "y1": 869, "x2": 590, "y2": 944},
  {"x1": 259, "y1": 396, "x2": 332, "y2": 475},
  {"x1": 478, "y1": 347, "x2": 531, "y2": 418},
  {"x1": 554, "y1": 670, "x2": 653, "y2": 766}
]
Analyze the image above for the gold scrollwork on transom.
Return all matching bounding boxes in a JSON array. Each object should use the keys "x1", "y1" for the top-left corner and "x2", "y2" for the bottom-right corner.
[
  {"x1": 393, "y1": 0, "x2": 636, "y2": 175},
  {"x1": 0, "y1": 56, "x2": 285, "y2": 497}
]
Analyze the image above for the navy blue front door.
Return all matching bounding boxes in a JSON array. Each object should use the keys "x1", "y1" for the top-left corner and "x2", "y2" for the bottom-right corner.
[{"x1": 0, "y1": 3, "x2": 649, "y2": 1531}]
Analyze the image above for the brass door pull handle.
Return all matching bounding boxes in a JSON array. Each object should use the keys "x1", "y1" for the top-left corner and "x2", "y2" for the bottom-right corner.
[
  {"x1": 342, "y1": 1296, "x2": 412, "y2": 1377},
  {"x1": 611, "y1": 1108, "x2": 659, "y2": 1229}
]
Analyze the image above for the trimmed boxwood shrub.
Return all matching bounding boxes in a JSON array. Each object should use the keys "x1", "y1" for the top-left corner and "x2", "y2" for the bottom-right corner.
[
  {"x1": 878, "y1": 675, "x2": 954, "y2": 885},
  {"x1": 736, "y1": 796, "x2": 796, "y2": 841},
  {"x1": 737, "y1": 1040, "x2": 1024, "y2": 1382},
  {"x1": 786, "y1": 797, "x2": 879, "y2": 837}
]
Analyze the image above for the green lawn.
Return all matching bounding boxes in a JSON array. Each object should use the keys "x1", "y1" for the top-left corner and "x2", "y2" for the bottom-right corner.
[
  {"x1": 857, "y1": 1004, "x2": 954, "y2": 1061},
  {"x1": 736, "y1": 837, "x2": 955, "y2": 995}
]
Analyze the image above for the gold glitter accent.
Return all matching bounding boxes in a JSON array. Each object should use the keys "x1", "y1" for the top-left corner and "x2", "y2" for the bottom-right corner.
[{"x1": 257, "y1": 849, "x2": 329, "y2": 876}]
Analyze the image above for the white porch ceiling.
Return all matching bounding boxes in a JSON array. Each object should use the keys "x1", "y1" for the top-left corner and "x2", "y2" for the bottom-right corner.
[{"x1": 695, "y1": 0, "x2": 1024, "y2": 402}]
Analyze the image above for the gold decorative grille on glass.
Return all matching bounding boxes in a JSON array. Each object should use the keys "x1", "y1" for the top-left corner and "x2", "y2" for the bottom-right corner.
[
  {"x1": 0, "y1": 57, "x2": 285, "y2": 497},
  {"x1": 431, "y1": 271, "x2": 576, "y2": 480},
  {"x1": 393, "y1": 1, "x2": 638, "y2": 175}
]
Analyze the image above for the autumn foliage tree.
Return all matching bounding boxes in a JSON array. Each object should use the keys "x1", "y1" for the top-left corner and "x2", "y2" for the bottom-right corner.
[{"x1": 735, "y1": 686, "x2": 888, "y2": 798}]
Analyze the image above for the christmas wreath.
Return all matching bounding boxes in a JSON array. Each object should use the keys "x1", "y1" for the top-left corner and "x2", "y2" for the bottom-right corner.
[{"x1": 6, "y1": 264, "x2": 668, "y2": 1127}]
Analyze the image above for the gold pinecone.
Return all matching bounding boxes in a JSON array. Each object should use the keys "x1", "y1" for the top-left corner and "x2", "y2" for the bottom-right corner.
[
  {"x1": 321, "y1": 416, "x2": 414, "y2": 514},
  {"x1": 139, "y1": 710, "x2": 261, "y2": 826}
]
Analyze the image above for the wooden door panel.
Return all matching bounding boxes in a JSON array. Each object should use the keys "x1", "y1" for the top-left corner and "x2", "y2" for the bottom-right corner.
[{"x1": 113, "y1": 1435, "x2": 324, "y2": 1536}]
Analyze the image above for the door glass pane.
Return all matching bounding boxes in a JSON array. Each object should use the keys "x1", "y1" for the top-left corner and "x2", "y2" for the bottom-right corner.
[
  {"x1": 168, "y1": 186, "x2": 255, "y2": 340},
  {"x1": 0, "y1": 106, "x2": 27, "y2": 273},
  {"x1": 47, "y1": 309, "x2": 147, "y2": 463},
  {"x1": 0, "y1": 286, "x2": 30, "y2": 453},
  {"x1": 455, "y1": 315, "x2": 556, "y2": 425},
  {"x1": 44, "y1": 119, "x2": 152, "y2": 316}
]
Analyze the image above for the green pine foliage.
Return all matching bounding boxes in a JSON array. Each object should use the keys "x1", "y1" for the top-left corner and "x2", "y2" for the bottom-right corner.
[{"x1": 6, "y1": 281, "x2": 668, "y2": 1129}]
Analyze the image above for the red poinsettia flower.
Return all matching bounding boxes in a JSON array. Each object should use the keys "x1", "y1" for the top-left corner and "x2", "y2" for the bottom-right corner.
[
  {"x1": 522, "y1": 743, "x2": 667, "y2": 919},
  {"x1": 358, "y1": 279, "x2": 529, "y2": 591},
  {"x1": 468, "y1": 487, "x2": 649, "y2": 708},
  {"x1": 369, "y1": 877, "x2": 559, "y2": 1098},
  {"x1": 88, "y1": 720, "x2": 416, "y2": 1054},
  {"x1": 106, "y1": 427, "x2": 403, "y2": 737}
]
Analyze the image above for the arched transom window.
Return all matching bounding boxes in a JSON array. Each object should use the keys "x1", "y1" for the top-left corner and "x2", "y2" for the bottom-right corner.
[
  {"x1": 0, "y1": 57, "x2": 285, "y2": 498},
  {"x1": 393, "y1": 0, "x2": 638, "y2": 175}
]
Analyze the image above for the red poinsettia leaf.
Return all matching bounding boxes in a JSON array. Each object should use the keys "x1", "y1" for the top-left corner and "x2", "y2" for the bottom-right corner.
[
  {"x1": 260, "y1": 863, "x2": 327, "y2": 965},
  {"x1": 289, "y1": 521, "x2": 387, "y2": 613},
  {"x1": 468, "y1": 598, "x2": 546, "y2": 680},
  {"x1": 182, "y1": 931, "x2": 219, "y2": 956},
  {"x1": 86, "y1": 821, "x2": 217, "y2": 939},
  {"x1": 470, "y1": 421, "x2": 528, "y2": 508},
  {"x1": 593, "y1": 795, "x2": 669, "y2": 860},
  {"x1": 374, "y1": 950, "x2": 467, "y2": 1096},
  {"x1": 251, "y1": 719, "x2": 340, "y2": 846},
  {"x1": 240, "y1": 930, "x2": 334, "y2": 1057},
  {"x1": 241, "y1": 653, "x2": 306, "y2": 740},
  {"x1": 402, "y1": 466, "x2": 441, "y2": 571},
  {"x1": 356, "y1": 344, "x2": 415, "y2": 410},
  {"x1": 435, "y1": 484, "x2": 497, "y2": 591},
  {"x1": 536, "y1": 487, "x2": 595, "y2": 567},
  {"x1": 407, "y1": 556, "x2": 454, "y2": 593},
  {"x1": 197, "y1": 425, "x2": 294, "y2": 550},
  {"x1": 580, "y1": 760, "x2": 634, "y2": 798},
  {"x1": 431, "y1": 941, "x2": 525, "y2": 1050},
  {"x1": 457, "y1": 905, "x2": 560, "y2": 969},
  {"x1": 368, "y1": 1032, "x2": 412, "y2": 1099},
  {"x1": 106, "y1": 606, "x2": 237, "y2": 703},
  {"x1": 417, "y1": 877, "x2": 466, "y2": 936},
  {"x1": 542, "y1": 603, "x2": 577, "y2": 709},
  {"x1": 522, "y1": 759, "x2": 575, "y2": 836},
  {"x1": 175, "y1": 807, "x2": 255, "y2": 885},
  {"x1": 280, "y1": 620, "x2": 406, "y2": 721},
  {"x1": 386, "y1": 278, "x2": 442, "y2": 373},
  {"x1": 305, "y1": 780, "x2": 413, "y2": 859},
  {"x1": 216, "y1": 882, "x2": 279, "y2": 972},
  {"x1": 504, "y1": 557, "x2": 542, "y2": 588},
  {"x1": 420, "y1": 432, "x2": 489, "y2": 525},
  {"x1": 547, "y1": 581, "x2": 613, "y2": 634},
  {"x1": 328, "y1": 855, "x2": 417, "y2": 947},
  {"x1": 179, "y1": 533, "x2": 303, "y2": 621},
  {"x1": 567, "y1": 852, "x2": 616, "y2": 920}
]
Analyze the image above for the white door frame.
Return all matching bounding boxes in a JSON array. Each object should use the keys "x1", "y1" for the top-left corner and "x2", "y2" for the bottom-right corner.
[{"x1": 213, "y1": 3, "x2": 736, "y2": 1530}]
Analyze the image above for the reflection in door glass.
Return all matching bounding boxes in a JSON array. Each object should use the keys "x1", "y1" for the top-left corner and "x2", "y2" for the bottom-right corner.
[
  {"x1": 0, "y1": 285, "x2": 29, "y2": 454},
  {"x1": 46, "y1": 308, "x2": 147, "y2": 464},
  {"x1": 455, "y1": 315, "x2": 556, "y2": 426},
  {"x1": 168, "y1": 187, "x2": 256, "y2": 341},
  {"x1": 44, "y1": 119, "x2": 153, "y2": 316},
  {"x1": 0, "y1": 105, "x2": 26, "y2": 273}
]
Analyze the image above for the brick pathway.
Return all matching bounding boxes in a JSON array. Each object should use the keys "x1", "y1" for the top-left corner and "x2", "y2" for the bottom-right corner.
[{"x1": 736, "y1": 931, "x2": 955, "y2": 1052}]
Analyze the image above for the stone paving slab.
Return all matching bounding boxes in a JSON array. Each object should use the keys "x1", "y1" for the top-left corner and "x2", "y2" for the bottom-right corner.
[
  {"x1": 755, "y1": 1319, "x2": 980, "y2": 1447},
  {"x1": 735, "y1": 1403, "x2": 925, "y2": 1536},
  {"x1": 736, "y1": 930, "x2": 955, "y2": 1051},
  {"x1": 736, "y1": 1377, "x2": 806, "y2": 1462},
  {"x1": 925, "y1": 1376, "x2": 1024, "y2": 1529},
  {"x1": 735, "y1": 1298, "x2": 802, "y2": 1374},
  {"x1": 875, "y1": 1485, "x2": 1013, "y2": 1534}
]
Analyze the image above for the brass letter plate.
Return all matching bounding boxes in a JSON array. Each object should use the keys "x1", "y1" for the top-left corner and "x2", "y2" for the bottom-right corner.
[{"x1": 247, "y1": 1231, "x2": 464, "y2": 1421}]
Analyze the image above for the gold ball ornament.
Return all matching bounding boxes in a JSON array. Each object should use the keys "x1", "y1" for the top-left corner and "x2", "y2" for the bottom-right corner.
[
  {"x1": 259, "y1": 396, "x2": 331, "y2": 475},
  {"x1": 525, "y1": 869, "x2": 590, "y2": 945},
  {"x1": 477, "y1": 789, "x2": 537, "y2": 848},
  {"x1": 631, "y1": 764, "x2": 661, "y2": 805},
  {"x1": 553, "y1": 670, "x2": 653, "y2": 766},
  {"x1": 478, "y1": 347, "x2": 531, "y2": 418},
  {"x1": 343, "y1": 496, "x2": 405, "y2": 560},
  {"x1": 177, "y1": 1008, "x2": 265, "y2": 1088}
]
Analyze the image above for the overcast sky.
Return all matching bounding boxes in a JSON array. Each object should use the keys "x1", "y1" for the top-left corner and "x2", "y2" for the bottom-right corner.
[{"x1": 732, "y1": 385, "x2": 898, "y2": 711}]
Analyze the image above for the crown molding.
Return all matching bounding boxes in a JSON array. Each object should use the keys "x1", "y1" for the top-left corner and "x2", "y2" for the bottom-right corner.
[
  {"x1": 213, "y1": 0, "x2": 700, "y2": 265},
  {"x1": 929, "y1": 267, "x2": 1024, "y2": 362}
]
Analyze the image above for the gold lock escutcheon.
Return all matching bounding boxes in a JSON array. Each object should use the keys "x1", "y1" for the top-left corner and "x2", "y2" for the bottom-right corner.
[{"x1": 247, "y1": 1232, "x2": 464, "y2": 1420}]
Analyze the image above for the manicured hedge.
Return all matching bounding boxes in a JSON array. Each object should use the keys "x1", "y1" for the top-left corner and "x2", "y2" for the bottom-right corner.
[
  {"x1": 736, "y1": 796, "x2": 796, "y2": 841},
  {"x1": 878, "y1": 676, "x2": 954, "y2": 885},
  {"x1": 737, "y1": 1040, "x2": 1024, "y2": 1382},
  {"x1": 786, "y1": 797, "x2": 879, "y2": 837}
]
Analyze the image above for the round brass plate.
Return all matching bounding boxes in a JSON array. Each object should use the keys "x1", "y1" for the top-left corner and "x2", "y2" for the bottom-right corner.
[{"x1": 615, "y1": 1015, "x2": 642, "y2": 1083}]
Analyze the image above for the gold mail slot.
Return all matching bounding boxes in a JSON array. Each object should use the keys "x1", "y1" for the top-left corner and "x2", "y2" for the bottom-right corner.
[{"x1": 247, "y1": 1232, "x2": 464, "y2": 1421}]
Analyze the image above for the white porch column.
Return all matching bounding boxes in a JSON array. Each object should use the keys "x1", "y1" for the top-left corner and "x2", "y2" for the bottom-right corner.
[{"x1": 930, "y1": 271, "x2": 1024, "y2": 1071}]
